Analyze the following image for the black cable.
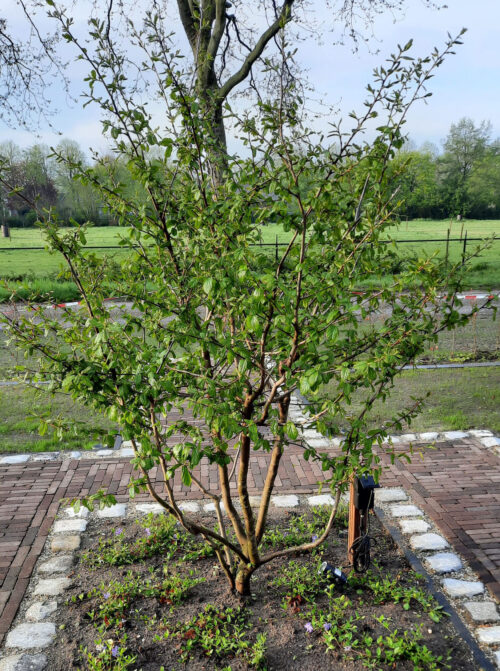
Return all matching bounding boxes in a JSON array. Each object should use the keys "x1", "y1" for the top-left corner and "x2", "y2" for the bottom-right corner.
[{"x1": 349, "y1": 488, "x2": 377, "y2": 573}]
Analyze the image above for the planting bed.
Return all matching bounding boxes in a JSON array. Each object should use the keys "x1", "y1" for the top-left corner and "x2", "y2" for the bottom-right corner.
[{"x1": 45, "y1": 506, "x2": 477, "y2": 670}]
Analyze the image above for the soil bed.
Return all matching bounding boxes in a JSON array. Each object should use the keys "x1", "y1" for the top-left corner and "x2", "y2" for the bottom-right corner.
[{"x1": 49, "y1": 506, "x2": 478, "y2": 670}]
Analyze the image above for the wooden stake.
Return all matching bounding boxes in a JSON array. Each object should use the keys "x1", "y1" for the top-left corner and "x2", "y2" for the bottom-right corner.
[{"x1": 348, "y1": 477, "x2": 361, "y2": 565}]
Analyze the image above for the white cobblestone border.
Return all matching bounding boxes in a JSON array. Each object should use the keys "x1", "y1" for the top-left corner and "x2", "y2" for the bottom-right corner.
[
  {"x1": 376, "y1": 487, "x2": 500, "y2": 669},
  {"x1": 1, "y1": 418, "x2": 499, "y2": 466}
]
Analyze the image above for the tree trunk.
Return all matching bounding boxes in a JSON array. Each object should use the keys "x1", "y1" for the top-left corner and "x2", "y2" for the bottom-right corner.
[{"x1": 235, "y1": 563, "x2": 253, "y2": 596}]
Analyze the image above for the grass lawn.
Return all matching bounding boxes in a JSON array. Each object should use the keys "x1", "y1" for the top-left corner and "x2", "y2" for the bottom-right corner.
[
  {"x1": 320, "y1": 366, "x2": 500, "y2": 434},
  {"x1": 0, "y1": 384, "x2": 118, "y2": 453}
]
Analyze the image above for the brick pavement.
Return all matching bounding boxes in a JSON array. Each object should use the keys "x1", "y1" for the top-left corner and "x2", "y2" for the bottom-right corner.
[{"x1": 0, "y1": 436, "x2": 499, "y2": 643}]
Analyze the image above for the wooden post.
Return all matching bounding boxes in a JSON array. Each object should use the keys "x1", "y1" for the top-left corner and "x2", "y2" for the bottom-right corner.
[
  {"x1": 1, "y1": 224, "x2": 10, "y2": 238},
  {"x1": 348, "y1": 477, "x2": 361, "y2": 565},
  {"x1": 445, "y1": 228, "x2": 450, "y2": 267}
]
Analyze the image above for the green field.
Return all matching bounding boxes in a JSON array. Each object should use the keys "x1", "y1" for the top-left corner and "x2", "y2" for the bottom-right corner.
[{"x1": 0, "y1": 220, "x2": 498, "y2": 302}]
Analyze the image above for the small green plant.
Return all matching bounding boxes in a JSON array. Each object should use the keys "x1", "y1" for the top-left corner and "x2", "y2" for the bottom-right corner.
[
  {"x1": 271, "y1": 558, "x2": 328, "y2": 609},
  {"x1": 79, "y1": 636, "x2": 136, "y2": 671},
  {"x1": 262, "y1": 506, "x2": 347, "y2": 550},
  {"x1": 349, "y1": 570, "x2": 445, "y2": 622},
  {"x1": 163, "y1": 605, "x2": 267, "y2": 668},
  {"x1": 72, "y1": 569, "x2": 204, "y2": 633},
  {"x1": 363, "y1": 617, "x2": 446, "y2": 670},
  {"x1": 83, "y1": 514, "x2": 214, "y2": 567}
]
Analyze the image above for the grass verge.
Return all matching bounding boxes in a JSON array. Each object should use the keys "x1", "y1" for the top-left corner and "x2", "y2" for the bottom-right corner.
[
  {"x1": 0, "y1": 385, "x2": 118, "y2": 453},
  {"x1": 320, "y1": 366, "x2": 500, "y2": 434}
]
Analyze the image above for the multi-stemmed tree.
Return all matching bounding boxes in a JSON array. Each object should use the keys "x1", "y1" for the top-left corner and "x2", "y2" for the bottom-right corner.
[{"x1": 1, "y1": 1, "x2": 476, "y2": 595}]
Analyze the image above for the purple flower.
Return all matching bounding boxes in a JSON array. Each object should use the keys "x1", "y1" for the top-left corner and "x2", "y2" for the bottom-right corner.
[
  {"x1": 115, "y1": 528, "x2": 123, "y2": 536},
  {"x1": 312, "y1": 535, "x2": 318, "y2": 542},
  {"x1": 304, "y1": 622, "x2": 313, "y2": 634},
  {"x1": 103, "y1": 592, "x2": 110, "y2": 599},
  {"x1": 145, "y1": 528, "x2": 151, "y2": 537},
  {"x1": 323, "y1": 622, "x2": 332, "y2": 631},
  {"x1": 111, "y1": 645, "x2": 119, "y2": 658}
]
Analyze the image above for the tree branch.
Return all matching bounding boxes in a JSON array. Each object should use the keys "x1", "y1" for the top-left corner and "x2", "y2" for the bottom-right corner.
[{"x1": 217, "y1": 0, "x2": 294, "y2": 101}]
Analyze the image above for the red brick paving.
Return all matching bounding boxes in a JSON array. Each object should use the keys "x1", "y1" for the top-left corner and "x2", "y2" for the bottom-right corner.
[{"x1": 0, "y1": 436, "x2": 499, "y2": 642}]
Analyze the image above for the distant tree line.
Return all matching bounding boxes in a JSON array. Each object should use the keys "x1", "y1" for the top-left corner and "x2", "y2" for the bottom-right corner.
[
  {"x1": 390, "y1": 117, "x2": 500, "y2": 220},
  {"x1": 1, "y1": 117, "x2": 499, "y2": 228},
  {"x1": 0, "y1": 139, "x2": 126, "y2": 227}
]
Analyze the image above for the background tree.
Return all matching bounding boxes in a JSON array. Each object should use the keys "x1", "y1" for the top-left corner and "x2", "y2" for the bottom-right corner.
[{"x1": 438, "y1": 117, "x2": 492, "y2": 216}]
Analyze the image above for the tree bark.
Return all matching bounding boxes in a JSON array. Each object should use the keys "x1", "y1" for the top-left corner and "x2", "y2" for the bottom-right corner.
[{"x1": 235, "y1": 562, "x2": 254, "y2": 596}]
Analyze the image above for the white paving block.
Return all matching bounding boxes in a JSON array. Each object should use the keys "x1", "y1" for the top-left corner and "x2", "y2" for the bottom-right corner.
[
  {"x1": 481, "y1": 437, "x2": 500, "y2": 448},
  {"x1": 418, "y1": 432, "x2": 439, "y2": 441},
  {"x1": 375, "y1": 488, "x2": 407, "y2": 503},
  {"x1": 118, "y1": 447, "x2": 135, "y2": 458},
  {"x1": 271, "y1": 495, "x2": 299, "y2": 508},
  {"x1": 399, "y1": 519, "x2": 430, "y2": 534},
  {"x1": 5, "y1": 623, "x2": 56, "y2": 649},
  {"x1": 0, "y1": 655, "x2": 48, "y2": 671},
  {"x1": 387, "y1": 435, "x2": 401, "y2": 444},
  {"x1": 34, "y1": 577, "x2": 72, "y2": 596},
  {"x1": 463, "y1": 601, "x2": 499, "y2": 622},
  {"x1": 399, "y1": 433, "x2": 417, "y2": 442},
  {"x1": 51, "y1": 535, "x2": 80, "y2": 552},
  {"x1": 0, "y1": 454, "x2": 29, "y2": 465},
  {"x1": 443, "y1": 431, "x2": 468, "y2": 440},
  {"x1": 390, "y1": 504, "x2": 424, "y2": 518},
  {"x1": 25, "y1": 601, "x2": 58, "y2": 622},
  {"x1": 97, "y1": 503, "x2": 127, "y2": 518},
  {"x1": 203, "y1": 502, "x2": 226, "y2": 513},
  {"x1": 31, "y1": 453, "x2": 59, "y2": 461},
  {"x1": 442, "y1": 578, "x2": 484, "y2": 598},
  {"x1": 68, "y1": 451, "x2": 81, "y2": 459},
  {"x1": 476, "y1": 626, "x2": 500, "y2": 644},
  {"x1": 136, "y1": 503, "x2": 165, "y2": 514},
  {"x1": 302, "y1": 429, "x2": 322, "y2": 439},
  {"x1": 410, "y1": 533, "x2": 449, "y2": 551},
  {"x1": 307, "y1": 494, "x2": 334, "y2": 506},
  {"x1": 468, "y1": 430, "x2": 493, "y2": 438},
  {"x1": 179, "y1": 501, "x2": 200, "y2": 513},
  {"x1": 305, "y1": 438, "x2": 331, "y2": 448},
  {"x1": 425, "y1": 552, "x2": 462, "y2": 574},
  {"x1": 53, "y1": 519, "x2": 87, "y2": 533},
  {"x1": 38, "y1": 555, "x2": 74, "y2": 574},
  {"x1": 95, "y1": 449, "x2": 115, "y2": 457},
  {"x1": 64, "y1": 506, "x2": 89, "y2": 519}
]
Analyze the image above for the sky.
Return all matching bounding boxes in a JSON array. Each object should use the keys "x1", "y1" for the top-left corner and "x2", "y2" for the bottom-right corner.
[{"x1": 1, "y1": 0, "x2": 499, "y2": 155}]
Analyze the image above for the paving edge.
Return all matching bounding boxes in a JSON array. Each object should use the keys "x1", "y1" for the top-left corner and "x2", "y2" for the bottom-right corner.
[
  {"x1": 1, "y1": 424, "x2": 499, "y2": 465},
  {"x1": 376, "y1": 506, "x2": 497, "y2": 671}
]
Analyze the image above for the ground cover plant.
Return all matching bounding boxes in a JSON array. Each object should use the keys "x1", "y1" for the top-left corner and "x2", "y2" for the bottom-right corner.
[{"x1": 48, "y1": 506, "x2": 478, "y2": 670}]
